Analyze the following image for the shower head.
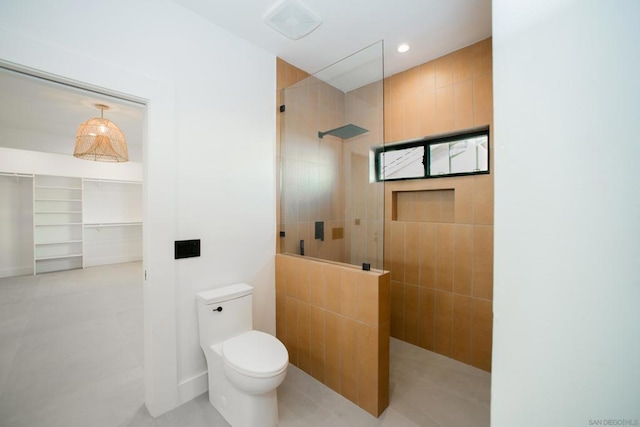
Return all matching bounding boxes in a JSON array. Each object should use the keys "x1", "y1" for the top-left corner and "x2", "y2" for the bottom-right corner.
[{"x1": 318, "y1": 124, "x2": 368, "y2": 140}]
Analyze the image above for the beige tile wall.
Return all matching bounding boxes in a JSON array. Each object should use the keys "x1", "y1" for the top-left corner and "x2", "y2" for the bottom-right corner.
[
  {"x1": 276, "y1": 254, "x2": 390, "y2": 416},
  {"x1": 384, "y1": 38, "x2": 493, "y2": 142},
  {"x1": 343, "y1": 80, "x2": 385, "y2": 269},
  {"x1": 280, "y1": 75, "x2": 347, "y2": 262},
  {"x1": 383, "y1": 38, "x2": 494, "y2": 372},
  {"x1": 277, "y1": 59, "x2": 385, "y2": 269}
]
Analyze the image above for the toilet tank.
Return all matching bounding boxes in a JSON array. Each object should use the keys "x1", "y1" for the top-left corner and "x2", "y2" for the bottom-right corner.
[{"x1": 197, "y1": 283, "x2": 253, "y2": 346}]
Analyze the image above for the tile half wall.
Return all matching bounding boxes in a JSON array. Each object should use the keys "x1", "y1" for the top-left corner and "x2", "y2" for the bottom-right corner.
[{"x1": 275, "y1": 254, "x2": 390, "y2": 416}]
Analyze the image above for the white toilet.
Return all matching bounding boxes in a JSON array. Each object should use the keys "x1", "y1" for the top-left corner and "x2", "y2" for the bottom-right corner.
[{"x1": 196, "y1": 283, "x2": 288, "y2": 427}]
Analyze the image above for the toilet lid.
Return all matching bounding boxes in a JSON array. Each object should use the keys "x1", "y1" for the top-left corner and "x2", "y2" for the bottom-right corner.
[{"x1": 222, "y1": 330, "x2": 288, "y2": 377}]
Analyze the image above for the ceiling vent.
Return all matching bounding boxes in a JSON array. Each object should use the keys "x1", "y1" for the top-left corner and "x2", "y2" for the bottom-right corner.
[{"x1": 264, "y1": 0, "x2": 322, "y2": 40}]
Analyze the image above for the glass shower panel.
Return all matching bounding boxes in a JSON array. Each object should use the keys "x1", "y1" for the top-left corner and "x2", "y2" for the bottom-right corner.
[{"x1": 279, "y1": 42, "x2": 385, "y2": 269}]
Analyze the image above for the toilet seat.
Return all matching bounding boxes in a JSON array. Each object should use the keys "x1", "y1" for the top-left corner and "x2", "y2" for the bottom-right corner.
[{"x1": 222, "y1": 330, "x2": 288, "y2": 379}]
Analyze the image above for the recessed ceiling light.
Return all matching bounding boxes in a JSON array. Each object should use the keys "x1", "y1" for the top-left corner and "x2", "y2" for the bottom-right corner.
[{"x1": 397, "y1": 44, "x2": 410, "y2": 53}]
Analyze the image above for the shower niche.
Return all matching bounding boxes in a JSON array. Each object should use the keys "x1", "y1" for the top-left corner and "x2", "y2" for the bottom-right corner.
[{"x1": 279, "y1": 41, "x2": 385, "y2": 270}]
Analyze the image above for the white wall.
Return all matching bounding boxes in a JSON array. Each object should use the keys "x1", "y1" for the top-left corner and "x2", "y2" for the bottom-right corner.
[
  {"x1": 493, "y1": 1, "x2": 640, "y2": 425},
  {"x1": 0, "y1": 126, "x2": 144, "y2": 163},
  {"x1": 0, "y1": 147, "x2": 143, "y2": 181},
  {"x1": 0, "y1": 0, "x2": 276, "y2": 416},
  {"x1": 0, "y1": 174, "x2": 33, "y2": 277}
]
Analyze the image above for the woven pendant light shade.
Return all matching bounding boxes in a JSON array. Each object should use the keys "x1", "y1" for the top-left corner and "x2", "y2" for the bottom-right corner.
[{"x1": 74, "y1": 104, "x2": 128, "y2": 162}]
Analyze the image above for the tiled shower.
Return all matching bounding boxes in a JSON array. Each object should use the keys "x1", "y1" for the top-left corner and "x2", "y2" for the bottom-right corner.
[
  {"x1": 275, "y1": 37, "x2": 494, "y2": 415},
  {"x1": 383, "y1": 38, "x2": 494, "y2": 371}
]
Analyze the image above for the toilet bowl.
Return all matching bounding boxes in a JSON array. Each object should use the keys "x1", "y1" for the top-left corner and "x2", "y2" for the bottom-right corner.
[
  {"x1": 222, "y1": 330, "x2": 288, "y2": 394},
  {"x1": 197, "y1": 283, "x2": 288, "y2": 427}
]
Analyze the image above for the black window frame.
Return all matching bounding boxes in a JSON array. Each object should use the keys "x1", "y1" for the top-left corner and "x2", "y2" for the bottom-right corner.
[{"x1": 374, "y1": 126, "x2": 490, "y2": 182}]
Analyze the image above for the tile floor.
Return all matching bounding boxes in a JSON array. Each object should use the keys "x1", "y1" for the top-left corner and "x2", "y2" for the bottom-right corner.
[{"x1": 0, "y1": 263, "x2": 490, "y2": 427}]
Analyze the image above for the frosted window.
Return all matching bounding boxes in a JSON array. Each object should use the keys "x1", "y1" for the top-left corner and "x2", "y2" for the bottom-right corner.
[
  {"x1": 374, "y1": 128, "x2": 489, "y2": 181},
  {"x1": 379, "y1": 146, "x2": 424, "y2": 180},
  {"x1": 430, "y1": 135, "x2": 489, "y2": 176}
]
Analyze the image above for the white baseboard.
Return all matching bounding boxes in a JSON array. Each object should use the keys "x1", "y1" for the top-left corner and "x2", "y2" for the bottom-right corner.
[
  {"x1": 84, "y1": 255, "x2": 142, "y2": 268},
  {"x1": 178, "y1": 370, "x2": 208, "y2": 405},
  {"x1": 0, "y1": 266, "x2": 32, "y2": 278}
]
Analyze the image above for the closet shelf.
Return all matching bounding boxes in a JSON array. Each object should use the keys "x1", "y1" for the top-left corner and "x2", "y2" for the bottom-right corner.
[
  {"x1": 35, "y1": 223, "x2": 83, "y2": 226},
  {"x1": 35, "y1": 254, "x2": 83, "y2": 261},
  {"x1": 35, "y1": 198, "x2": 82, "y2": 202},
  {"x1": 84, "y1": 222, "x2": 142, "y2": 228},
  {"x1": 35, "y1": 240, "x2": 83, "y2": 246},
  {"x1": 83, "y1": 178, "x2": 142, "y2": 185},
  {"x1": 0, "y1": 172, "x2": 33, "y2": 178},
  {"x1": 35, "y1": 211, "x2": 82, "y2": 214},
  {"x1": 35, "y1": 186, "x2": 82, "y2": 190}
]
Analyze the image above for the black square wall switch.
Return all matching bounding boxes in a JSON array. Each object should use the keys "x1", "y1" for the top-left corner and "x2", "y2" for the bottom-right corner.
[{"x1": 175, "y1": 239, "x2": 200, "y2": 259}]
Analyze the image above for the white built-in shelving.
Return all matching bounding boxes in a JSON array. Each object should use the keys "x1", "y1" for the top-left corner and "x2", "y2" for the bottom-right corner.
[
  {"x1": 33, "y1": 175, "x2": 84, "y2": 274},
  {"x1": 2, "y1": 172, "x2": 142, "y2": 277},
  {"x1": 1, "y1": 173, "x2": 143, "y2": 276}
]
